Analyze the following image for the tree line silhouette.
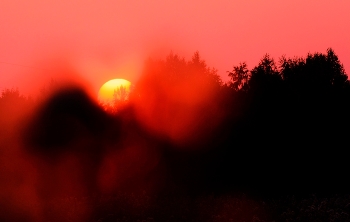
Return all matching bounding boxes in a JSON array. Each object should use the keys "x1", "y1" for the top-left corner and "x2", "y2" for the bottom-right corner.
[
  {"x1": 128, "y1": 48, "x2": 350, "y2": 198},
  {"x1": 220, "y1": 48, "x2": 350, "y2": 196},
  {"x1": 0, "y1": 48, "x2": 349, "y2": 220}
]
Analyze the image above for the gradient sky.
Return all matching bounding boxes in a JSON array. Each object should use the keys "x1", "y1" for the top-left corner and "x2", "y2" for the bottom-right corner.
[{"x1": 1, "y1": 0, "x2": 349, "y2": 96}]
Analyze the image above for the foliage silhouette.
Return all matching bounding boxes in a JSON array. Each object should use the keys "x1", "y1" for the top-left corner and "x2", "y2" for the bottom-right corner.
[
  {"x1": 1, "y1": 49, "x2": 350, "y2": 221},
  {"x1": 0, "y1": 88, "x2": 32, "y2": 108},
  {"x1": 100, "y1": 85, "x2": 130, "y2": 114},
  {"x1": 131, "y1": 51, "x2": 223, "y2": 145},
  {"x1": 225, "y1": 48, "x2": 350, "y2": 196},
  {"x1": 228, "y1": 62, "x2": 250, "y2": 91},
  {"x1": 0, "y1": 88, "x2": 33, "y2": 128}
]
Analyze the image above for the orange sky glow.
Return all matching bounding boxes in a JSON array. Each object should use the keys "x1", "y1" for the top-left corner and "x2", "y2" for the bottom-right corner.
[{"x1": 0, "y1": 0, "x2": 349, "y2": 96}]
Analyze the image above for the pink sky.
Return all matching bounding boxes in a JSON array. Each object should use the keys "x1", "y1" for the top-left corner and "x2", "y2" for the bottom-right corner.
[{"x1": 0, "y1": 0, "x2": 349, "y2": 96}]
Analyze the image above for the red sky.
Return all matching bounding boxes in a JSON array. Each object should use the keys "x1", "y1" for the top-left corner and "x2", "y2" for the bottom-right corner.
[{"x1": 0, "y1": 0, "x2": 349, "y2": 96}]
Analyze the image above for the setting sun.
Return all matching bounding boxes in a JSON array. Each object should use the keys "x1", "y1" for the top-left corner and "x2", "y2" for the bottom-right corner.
[
  {"x1": 1, "y1": 0, "x2": 350, "y2": 220},
  {"x1": 98, "y1": 78, "x2": 131, "y2": 105}
]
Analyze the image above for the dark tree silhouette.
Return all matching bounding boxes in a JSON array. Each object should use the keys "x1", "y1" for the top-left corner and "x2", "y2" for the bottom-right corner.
[
  {"x1": 228, "y1": 62, "x2": 250, "y2": 91},
  {"x1": 188, "y1": 51, "x2": 222, "y2": 88},
  {"x1": 0, "y1": 88, "x2": 33, "y2": 127},
  {"x1": 2, "y1": 48, "x2": 350, "y2": 221},
  {"x1": 135, "y1": 51, "x2": 222, "y2": 94},
  {"x1": 101, "y1": 85, "x2": 130, "y2": 114},
  {"x1": 113, "y1": 85, "x2": 128, "y2": 102},
  {"x1": 0, "y1": 88, "x2": 31, "y2": 106},
  {"x1": 223, "y1": 48, "x2": 350, "y2": 197},
  {"x1": 280, "y1": 48, "x2": 348, "y2": 95},
  {"x1": 249, "y1": 54, "x2": 283, "y2": 94},
  {"x1": 131, "y1": 51, "x2": 223, "y2": 146}
]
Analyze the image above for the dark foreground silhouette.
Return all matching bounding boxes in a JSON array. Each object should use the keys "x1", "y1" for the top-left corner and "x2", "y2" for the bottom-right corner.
[{"x1": 1, "y1": 49, "x2": 350, "y2": 221}]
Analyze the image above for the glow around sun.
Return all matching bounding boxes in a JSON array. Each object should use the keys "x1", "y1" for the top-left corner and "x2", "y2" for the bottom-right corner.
[{"x1": 98, "y1": 79, "x2": 132, "y2": 105}]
